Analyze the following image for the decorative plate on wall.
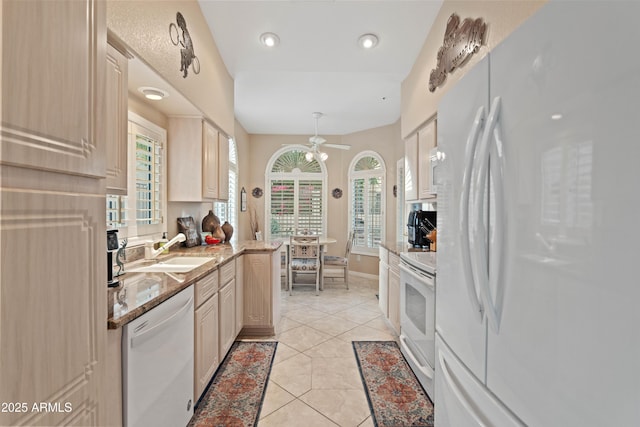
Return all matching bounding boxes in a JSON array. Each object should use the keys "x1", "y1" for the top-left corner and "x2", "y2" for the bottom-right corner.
[
  {"x1": 332, "y1": 188, "x2": 343, "y2": 199},
  {"x1": 252, "y1": 187, "x2": 263, "y2": 198}
]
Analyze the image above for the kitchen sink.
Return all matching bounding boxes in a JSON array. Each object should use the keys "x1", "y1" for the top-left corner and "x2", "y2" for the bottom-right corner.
[{"x1": 128, "y1": 256, "x2": 213, "y2": 273}]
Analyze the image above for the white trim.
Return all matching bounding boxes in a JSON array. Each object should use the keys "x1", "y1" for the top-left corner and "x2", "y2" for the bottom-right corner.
[{"x1": 349, "y1": 271, "x2": 379, "y2": 281}]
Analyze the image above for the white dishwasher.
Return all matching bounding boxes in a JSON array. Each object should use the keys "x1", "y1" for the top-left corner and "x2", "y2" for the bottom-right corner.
[{"x1": 123, "y1": 286, "x2": 194, "y2": 427}]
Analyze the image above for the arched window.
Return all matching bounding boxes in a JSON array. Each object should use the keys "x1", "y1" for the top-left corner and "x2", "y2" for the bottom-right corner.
[
  {"x1": 266, "y1": 146, "x2": 327, "y2": 239},
  {"x1": 214, "y1": 137, "x2": 238, "y2": 238},
  {"x1": 349, "y1": 151, "x2": 386, "y2": 255}
]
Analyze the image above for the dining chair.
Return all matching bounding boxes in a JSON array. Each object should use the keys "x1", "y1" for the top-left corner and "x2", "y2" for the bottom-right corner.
[
  {"x1": 289, "y1": 234, "x2": 321, "y2": 296},
  {"x1": 323, "y1": 230, "x2": 354, "y2": 289}
]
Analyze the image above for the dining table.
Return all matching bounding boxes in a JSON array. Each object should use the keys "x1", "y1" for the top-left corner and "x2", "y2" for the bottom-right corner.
[{"x1": 280, "y1": 236, "x2": 337, "y2": 291}]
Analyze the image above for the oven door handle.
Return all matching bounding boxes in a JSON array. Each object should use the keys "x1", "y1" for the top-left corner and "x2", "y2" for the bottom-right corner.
[
  {"x1": 399, "y1": 264, "x2": 434, "y2": 290},
  {"x1": 400, "y1": 334, "x2": 434, "y2": 379}
]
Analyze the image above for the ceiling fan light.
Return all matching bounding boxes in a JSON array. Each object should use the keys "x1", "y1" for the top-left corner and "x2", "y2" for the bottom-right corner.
[
  {"x1": 319, "y1": 152, "x2": 328, "y2": 161},
  {"x1": 305, "y1": 151, "x2": 314, "y2": 161}
]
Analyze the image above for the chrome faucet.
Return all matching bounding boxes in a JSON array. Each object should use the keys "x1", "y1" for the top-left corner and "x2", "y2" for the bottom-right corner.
[{"x1": 144, "y1": 233, "x2": 187, "y2": 260}]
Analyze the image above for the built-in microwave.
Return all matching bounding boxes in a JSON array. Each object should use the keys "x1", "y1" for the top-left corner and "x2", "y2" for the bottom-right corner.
[{"x1": 429, "y1": 146, "x2": 441, "y2": 195}]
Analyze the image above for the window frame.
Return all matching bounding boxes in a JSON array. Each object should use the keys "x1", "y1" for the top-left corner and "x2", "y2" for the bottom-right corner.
[
  {"x1": 106, "y1": 112, "x2": 167, "y2": 247},
  {"x1": 213, "y1": 137, "x2": 238, "y2": 239},
  {"x1": 265, "y1": 145, "x2": 328, "y2": 240},
  {"x1": 348, "y1": 150, "x2": 386, "y2": 256}
]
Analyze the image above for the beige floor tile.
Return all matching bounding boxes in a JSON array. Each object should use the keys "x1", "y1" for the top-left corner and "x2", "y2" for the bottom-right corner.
[
  {"x1": 356, "y1": 300, "x2": 383, "y2": 313},
  {"x1": 300, "y1": 389, "x2": 371, "y2": 427},
  {"x1": 304, "y1": 338, "x2": 357, "y2": 359},
  {"x1": 282, "y1": 307, "x2": 329, "y2": 324},
  {"x1": 276, "y1": 316, "x2": 303, "y2": 333},
  {"x1": 362, "y1": 315, "x2": 392, "y2": 332},
  {"x1": 278, "y1": 325, "x2": 332, "y2": 352},
  {"x1": 258, "y1": 399, "x2": 338, "y2": 427},
  {"x1": 333, "y1": 307, "x2": 382, "y2": 324},
  {"x1": 336, "y1": 324, "x2": 397, "y2": 343},
  {"x1": 306, "y1": 315, "x2": 360, "y2": 337},
  {"x1": 269, "y1": 353, "x2": 312, "y2": 397},
  {"x1": 259, "y1": 381, "x2": 296, "y2": 419},
  {"x1": 358, "y1": 416, "x2": 375, "y2": 427},
  {"x1": 272, "y1": 342, "x2": 300, "y2": 365},
  {"x1": 311, "y1": 357, "x2": 363, "y2": 390}
]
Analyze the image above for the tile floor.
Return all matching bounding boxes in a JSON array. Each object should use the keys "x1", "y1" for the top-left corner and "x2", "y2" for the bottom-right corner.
[{"x1": 241, "y1": 275, "x2": 398, "y2": 427}]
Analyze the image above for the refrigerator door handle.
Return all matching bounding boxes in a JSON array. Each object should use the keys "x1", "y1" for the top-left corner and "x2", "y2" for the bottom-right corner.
[
  {"x1": 438, "y1": 349, "x2": 490, "y2": 426},
  {"x1": 471, "y1": 96, "x2": 502, "y2": 333},
  {"x1": 460, "y1": 106, "x2": 486, "y2": 321}
]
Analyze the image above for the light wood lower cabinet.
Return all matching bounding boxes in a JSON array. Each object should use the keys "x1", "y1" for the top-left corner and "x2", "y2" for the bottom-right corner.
[
  {"x1": 388, "y1": 253, "x2": 401, "y2": 334},
  {"x1": 242, "y1": 252, "x2": 281, "y2": 335},
  {"x1": 235, "y1": 255, "x2": 244, "y2": 336},
  {"x1": 219, "y1": 280, "x2": 236, "y2": 361},
  {"x1": 194, "y1": 292, "x2": 219, "y2": 401}
]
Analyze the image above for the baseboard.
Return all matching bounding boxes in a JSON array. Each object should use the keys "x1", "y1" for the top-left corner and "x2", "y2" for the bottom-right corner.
[{"x1": 349, "y1": 271, "x2": 379, "y2": 281}]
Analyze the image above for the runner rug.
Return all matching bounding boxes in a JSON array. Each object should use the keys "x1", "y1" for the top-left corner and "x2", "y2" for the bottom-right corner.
[
  {"x1": 353, "y1": 341, "x2": 434, "y2": 427},
  {"x1": 189, "y1": 341, "x2": 278, "y2": 427}
]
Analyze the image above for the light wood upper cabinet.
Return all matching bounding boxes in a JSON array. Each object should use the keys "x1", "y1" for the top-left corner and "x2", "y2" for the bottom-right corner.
[
  {"x1": 105, "y1": 43, "x2": 129, "y2": 194},
  {"x1": 218, "y1": 133, "x2": 230, "y2": 201},
  {"x1": 405, "y1": 118, "x2": 437, "y2": 201},
  {"x1": 168, "y1": 118, "x2": 229, "y2": 201},
  {"x1": 418, "y1": 119, "x2": 437, "y2": 200},
  {"x1": 404, "y1": 133, "x2": 418, "y2": 201},
  {"x1": 2, "y1": 0, "x2": 106, "y2": 178}
]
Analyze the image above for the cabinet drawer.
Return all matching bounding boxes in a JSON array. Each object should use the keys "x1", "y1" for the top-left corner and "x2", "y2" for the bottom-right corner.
[
  {"x1": 219, "y1": 260, "x2": 235, "y2": 286},
  {"x1": 195, "y1": 271, "x2": 219, "y2": 308},
  {"x1": 389, "y1": 253, "x2": 400, "y2": 275}
]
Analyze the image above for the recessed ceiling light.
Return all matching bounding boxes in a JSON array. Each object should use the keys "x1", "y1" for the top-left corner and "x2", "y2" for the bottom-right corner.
[
  {"x1": 138, "y1": 87, "x2": 168, "y2": 101},
  {"x1": 358, "y1": 33, "x2": 379, "y2": 49},
  {"x1": 551, "y1": 113, "x2": 563, "y2": 120},
  {"x1": 260, "y1": 32, "x2": 280, "y2": 48}
]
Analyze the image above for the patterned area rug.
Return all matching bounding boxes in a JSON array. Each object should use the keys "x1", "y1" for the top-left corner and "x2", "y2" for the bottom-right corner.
[
  {"x1": 189, "y1": 341, "x2": 278, "y2": 427},
  {"x1": 353, "y1": 341, "x2": 434, "y2": 427}
]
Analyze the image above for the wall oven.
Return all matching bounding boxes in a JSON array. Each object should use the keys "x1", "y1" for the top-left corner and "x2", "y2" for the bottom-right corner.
[{"x1": 399, "y1": 251, "x2": 436, "y2": 398}]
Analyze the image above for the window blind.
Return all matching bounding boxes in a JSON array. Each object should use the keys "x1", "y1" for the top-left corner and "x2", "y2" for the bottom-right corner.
[{"x1": 135, "y1": 133, "x2": 162, "y2": 226}]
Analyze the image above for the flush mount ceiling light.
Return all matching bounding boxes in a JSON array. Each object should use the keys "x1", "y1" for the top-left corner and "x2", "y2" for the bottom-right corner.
[
  {"x1": 358, "y1": 33, "x2": 379, "y2": 49},
  {"x1": 260, "y1": 32, "x2": 280, "y2": 48},
  {"x1": 138, "y1": 87, "x2": 168, "y2": 101}
]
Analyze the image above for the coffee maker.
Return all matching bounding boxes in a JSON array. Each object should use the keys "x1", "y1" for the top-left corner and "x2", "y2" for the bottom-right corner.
[
  {"x1": 107, "y1": 230, "x2": 119, "y2": 287},
  {"x1": 407, "y1": 210, "x2": 437, "y2": 249}
]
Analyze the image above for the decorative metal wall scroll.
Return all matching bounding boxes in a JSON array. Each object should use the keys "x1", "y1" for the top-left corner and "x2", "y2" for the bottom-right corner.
[
  {"x1": 169, "y1": 12, "x2": 201, "y2": 78},
  {"x1": 428, "y1": 14, "x2": 486, "y2": 92}
]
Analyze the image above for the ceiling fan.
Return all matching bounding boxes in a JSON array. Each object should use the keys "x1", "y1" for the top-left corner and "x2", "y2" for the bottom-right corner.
[{"x1": 286, "y1": 112, "x2": 351, "y2": 161}]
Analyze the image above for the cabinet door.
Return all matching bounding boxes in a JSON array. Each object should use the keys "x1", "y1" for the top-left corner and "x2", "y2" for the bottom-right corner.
[
  {"x1": 404, "y1": 133, "x2": 418, "y2": 201},
  {"x1": 219, "y1": 280, "x2": 236, "y2": 361},
  {"x1": 202, "y1": 121, "x2": 219, "y2": 199},
  {"x1": 105, "y1": 43, "x2": 128, "y2": 194},
  {"x1": 195, "y1": 293, "x2": 219, "y2": 400},
  {"x1": 389, "y1": 269, "x2": 401, "y2": 334},
  {"x1": 168, "y1": 117, "x2": 204, "y2": 202},
  {"x1": 418, "y1": 120, "x2": 436, "y2": 199},
  {"x1": 378, "y1": 261, "x2": 389, "y2": 317},
  {"x1": 243, "y1": 254, "x2": 271, "y2": 327},
  {"x1": 235, "y1": 256, "x2": 244, "y2": 335},
  {"x1": 2, "y1": 0, "x2": 106, "y2": 178}
]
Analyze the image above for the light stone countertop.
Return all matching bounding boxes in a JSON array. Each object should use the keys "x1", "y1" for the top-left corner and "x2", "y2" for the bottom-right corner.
[{"x1": 107, "y1": 240, "x2": 282, "y2": 329}]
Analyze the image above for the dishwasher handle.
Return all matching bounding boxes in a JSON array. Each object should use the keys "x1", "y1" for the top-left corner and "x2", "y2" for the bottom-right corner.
[{"x1": 130, "y1": 295, "x2": 194, "y2": 349}]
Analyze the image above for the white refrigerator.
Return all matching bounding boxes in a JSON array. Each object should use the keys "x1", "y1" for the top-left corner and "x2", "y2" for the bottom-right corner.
[{"x1": 435, "y1": 1, "x2": 640, "y2": 426}]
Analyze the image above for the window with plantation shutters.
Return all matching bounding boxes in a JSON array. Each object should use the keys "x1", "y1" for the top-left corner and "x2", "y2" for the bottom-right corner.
[
  {"x1": 349, "y1": 152, "x2": 386, "y2": 255},
  {"x1": 105, "y1": 113, "x2": 167, "y2": 241},
  {"x1": 214, "y1": 137, "x2": 238, "y2": 234},
  {"x1": 266, "y1": 148, "x2": 327, "y2": 239}
]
